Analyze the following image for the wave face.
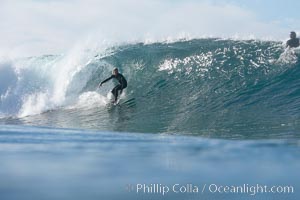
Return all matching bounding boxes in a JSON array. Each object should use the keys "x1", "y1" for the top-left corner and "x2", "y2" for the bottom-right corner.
[{"x1": 1, "y1": 39, "x2": 300, "y2": 138}]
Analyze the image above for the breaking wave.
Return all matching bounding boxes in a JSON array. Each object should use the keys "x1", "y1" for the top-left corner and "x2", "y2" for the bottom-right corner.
[{"x1": 1, "y1": 38, "x2": 300, "y2": 138}]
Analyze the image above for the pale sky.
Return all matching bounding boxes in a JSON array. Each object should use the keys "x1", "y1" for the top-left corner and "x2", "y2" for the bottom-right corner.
[{"x1": 0, "y1": 0, "x2": 299, "y2": 57}]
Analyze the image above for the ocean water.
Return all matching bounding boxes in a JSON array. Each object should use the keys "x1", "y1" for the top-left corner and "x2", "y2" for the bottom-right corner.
[{"x1": 0, "y1": 39, "x2": 300, "y2": 199}]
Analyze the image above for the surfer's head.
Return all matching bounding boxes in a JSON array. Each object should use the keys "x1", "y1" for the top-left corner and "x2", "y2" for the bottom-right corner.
[
  {"x1": 290, "y1": 31, "x2": 297, "y2": 39},
  {"x1": 112, "y1": 67, "x2": 119, "y2": 75}
]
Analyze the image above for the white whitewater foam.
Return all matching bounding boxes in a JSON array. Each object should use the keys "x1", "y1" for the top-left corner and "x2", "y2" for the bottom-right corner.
[
  {"x1": 15, "y1": 41, "x2": 112, "y2": 118},
  {"x1": 72, "y1": 91, "x2": 107, "y2": 109},
  {"x1": 277, "y1": 47, "x2": 299, "y2": 65}
]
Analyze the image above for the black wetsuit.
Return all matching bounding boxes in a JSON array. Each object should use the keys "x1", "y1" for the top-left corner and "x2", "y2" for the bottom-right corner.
[
  {"x1": 101, "y1": 73, "x2": 127, "y2": 101},
  {"x1": 287, "y1": 38, "x2": 300, "y2": 48}
]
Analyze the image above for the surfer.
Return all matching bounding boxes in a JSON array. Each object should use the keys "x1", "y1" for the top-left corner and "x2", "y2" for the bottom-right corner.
[
  {"x1": 286, "y1": 31, "x2": 300, "y2": 48},
  {"x1": 99, "y1": 68, "x2": 127, "y2": 103}
]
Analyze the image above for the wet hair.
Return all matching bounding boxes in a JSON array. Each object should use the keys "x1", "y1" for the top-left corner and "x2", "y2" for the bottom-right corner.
[
  {"x1": 290, "y1": 31, "x2": 297, "y2": 38},
  {"x1": 112, "y1": 67, "x2": 119, "y2": 74}
]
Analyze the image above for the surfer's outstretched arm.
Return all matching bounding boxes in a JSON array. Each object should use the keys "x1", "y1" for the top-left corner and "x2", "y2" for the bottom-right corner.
[{"x1": 99, "y1": 76, "x2": 113, "y2": 87}]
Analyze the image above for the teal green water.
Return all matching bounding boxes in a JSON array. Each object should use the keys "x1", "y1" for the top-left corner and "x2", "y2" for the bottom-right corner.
[
  {"x1": 1, "y1": 39, "x2": 300, "y2": 139},
  {"x1": 0, "y1": 39, "x2": 300, "y2": 200}
]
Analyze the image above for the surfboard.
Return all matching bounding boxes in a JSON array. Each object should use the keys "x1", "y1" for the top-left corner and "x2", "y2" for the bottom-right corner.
[
  {"x1": 107, "y1": 98, "x2": 136, "y2": 108},
  {"x1": 113, "y1": 99, "x2": 121, "y2": 106}
]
